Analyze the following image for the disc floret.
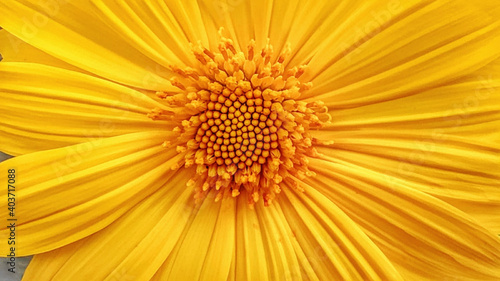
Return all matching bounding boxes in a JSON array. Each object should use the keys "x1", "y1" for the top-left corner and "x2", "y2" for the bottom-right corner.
[{"x1": 149, "y1": 31, "x2": 330, "y2": 206}]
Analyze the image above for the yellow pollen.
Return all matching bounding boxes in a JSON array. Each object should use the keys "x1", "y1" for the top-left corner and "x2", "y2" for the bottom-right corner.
[{"x1": 150, "y1": 29, "x2": 331, "y2": 206}]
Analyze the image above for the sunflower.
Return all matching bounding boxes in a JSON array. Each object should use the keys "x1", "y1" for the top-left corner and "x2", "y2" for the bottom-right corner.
[{"x1": 1, "y1": 0, "x2": 500, "y2": 280}]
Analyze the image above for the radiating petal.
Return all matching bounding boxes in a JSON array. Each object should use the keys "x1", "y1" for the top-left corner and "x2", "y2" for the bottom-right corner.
[
  {"x1": 0, "y1": 0, "x2": 176, "y2": 91},
  {"x1": 0, "y1": 29, "x2": 81, "y2": 72},
  {"x1": 226, "y1": 188, "x2": 402, "y2": 281},
  {"x1": 0, "y1": 131, "x2": 179, "y2": 256},
  {"x1": 314, "y1": 133, "x2": 500, "y2": 233},
  {"x1": 89, "y1": 0, "x2": 198, "y2": 68},
  {"x1": 318, "y1": 72, "x2": 500, "y2": 140},
  {"x1": 0, "y1": 62, "x2": 170, "y2": 155},
  {"x1": 233, "y1": 193, "x2": 271, "y2": 281},
  {"x1": 279, "y1": 184, "x2": 402, "y2": 280},
  {"x1": 312, "y1": 59, "x2": 500, "y2": 233},
  {"x1": 21, "y1": 238, "x2": 91, "y2": 281},
  {"x1": 21, "y1": 167, "x2": 193, "y2": 281},
  {"x1": 307, "y1": 157, "x2": 500, "y2": 280},
  {"x1": 300, "y1": 1, "x2": 500, "y2": 108},
  {"x1": 158, "y1": 191, "x2": 300, "y2": 280},
  {"x1": 250, "y1": 196, "x2": 302, "y2": 281},
  {"x1": 152, "y1": 192, "x2": 235, "y2": 281},
  {"x1": 197, "y1": 0, "x2": 302, "y2": 56}
]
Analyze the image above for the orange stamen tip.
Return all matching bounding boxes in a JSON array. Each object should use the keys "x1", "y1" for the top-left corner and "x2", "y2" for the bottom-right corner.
[{"x1": 150, "y1": 30, "x2": 331, "y2": 206}]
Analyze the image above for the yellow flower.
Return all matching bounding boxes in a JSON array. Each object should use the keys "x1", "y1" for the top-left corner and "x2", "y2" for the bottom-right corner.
[{"x1": 1, "y1": 0, "x2": 500, "y2": 280}]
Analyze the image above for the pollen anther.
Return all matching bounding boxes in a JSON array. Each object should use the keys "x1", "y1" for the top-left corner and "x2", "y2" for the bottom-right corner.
[{"x1": 150, "y1": 31, "x2": 330, "y2": 206}]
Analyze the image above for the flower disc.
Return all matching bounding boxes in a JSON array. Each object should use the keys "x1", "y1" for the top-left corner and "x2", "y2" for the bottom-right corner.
[{"x1": 149, "y1": 31, "x2": 331, "y2": 205}]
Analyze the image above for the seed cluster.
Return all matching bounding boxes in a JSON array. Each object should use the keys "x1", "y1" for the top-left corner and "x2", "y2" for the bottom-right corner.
[
  {"x1": 149, "y1": 30, "x2": 330, "y2": 206},
  {"x1": 196, "y1": 87, "x2": 280, "y2": 168}
]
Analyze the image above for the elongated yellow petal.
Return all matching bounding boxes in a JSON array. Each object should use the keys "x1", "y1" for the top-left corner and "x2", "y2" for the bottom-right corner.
[
  {"x1": 21, "y1": 168, "x2": 193, "y2": 281},
  {"x1": 0, "y1": 29, "x2": 79, "y2": 71},
  {"x1": 308, "y1": 157, "x2": 500, "y2": 280},
  {"x1": 318, "y1": 76, "x2": 500, "y2": 141},
  {"x1": 89, "y1": 0, "x2": 196, "y2": 68},
  {"x1": 0, "y1": 131, "x2": 178, "y2": 256},
  {"x1": 302, "y1": 0, "x2": 500, "y2": 108},
  {"x1": 314, "y1": 134, "x2": 500, "y2": 234},
  {"x1": 252, "y1": 197, "x2": 303, "y2": 281},
  {"x1": 155, "y1": 192, "x2": 235, "y2": 281},
  {"x1": 198, "y1": 198, "x2": 236, "y2": 281},
  {"x1": 21, "y1": 238, "x2": 91, "y2": 281},
  {"x1": 0, "y1": 63, "x2": 171, "y2": 155},
  {"x1": 233, "y1": 193, "x2": 270, "y2": 281},
  {"x1": 0, "y1": 0, "x2": 175, "y2": 91},
  {"x1": 312, "y1": 60, "x2": 500, "y2": 233},
  {"x1": 198, "y1": 0, "x2": 302, "y2": 56},
  {"x1": 284, "y1": 0, "x2": 422, "y2": 68},
  {"x1": 279, "y1": 184, "x2": 402, "y2": 280}
]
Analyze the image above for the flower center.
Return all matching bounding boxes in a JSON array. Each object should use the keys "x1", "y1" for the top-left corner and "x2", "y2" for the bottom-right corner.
[
  {"x1": 197, "y1": 88, "x2": 279, "y2": 169},
  {"x1": 149, "y1": 30, "x2": 330, "y2": 206}
]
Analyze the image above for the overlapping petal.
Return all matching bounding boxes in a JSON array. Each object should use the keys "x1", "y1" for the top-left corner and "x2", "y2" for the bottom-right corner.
[
  {"x1": 279, "y1": 186, "x2": 402, "y2": 280},
  {"x1": 0, "y1": 29, "x2": 81, "y2": 71},
  {"x1": 151, "y1": 192, "x2": 235, "y2": 281},
  {"x1": 88, "y1": 0, "x2": 200, "y2": 68},
  {"x1": 311, "y1": 57, "x2": 500, "y2": 234},
  {"x1": 306, "y1": 157, "x2": 500, "y2": 280},
  {"x1": 21, "y1": 167, "x2": 193, "y2": 281},
  {"x1": 0, "y1": 0, "x2": 176, "y2": 91},
  {"x1": 0, "y1": 131, "x2": 180, "y2": 256},
  {"x1": 0, "y1": 63, "x2": 171, "y2": 155},
  {"x1": 302, "y1": 1, "x2": 500, "y2": 108}
]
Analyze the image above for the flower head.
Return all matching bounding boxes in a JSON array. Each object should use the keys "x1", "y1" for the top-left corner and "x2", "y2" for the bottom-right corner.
[
  {"x1": 150, "y1": 31, "x2": 331, "y2": 205},
  {"x1": 0, "y1": 1, "x2": 500, "y2": 281}
]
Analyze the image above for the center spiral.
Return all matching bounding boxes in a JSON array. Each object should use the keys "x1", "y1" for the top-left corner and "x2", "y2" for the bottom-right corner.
[
  {"x1": 197, "y1": 86, "x2": 280, "y2": 168},
  {"x1": 149, "y1": 30, "x2": 331, "y2": 206}
]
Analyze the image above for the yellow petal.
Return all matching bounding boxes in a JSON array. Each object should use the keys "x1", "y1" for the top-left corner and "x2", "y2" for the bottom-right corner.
[
  {"x1": 220, "y1": 192, "x2": 305, "y2": 281},
  {"x1": 22, "y1": 168, "x2": 193, "y2": 281},
  {"x1": 198, "y1": 0, "x2": 302, "y2": 54},
  {"x1": 154, "y1": 191, "x2": 235, "y2": 281},
  {"x1": 0, "y1": 62, "x2": 170, "y2": 155},
  {"x1": 251, "y1": 196, "x2": 302, "y2": 280},
  {"x1": 0, "y1": 131, "x2": 179, "y2": 256},
  {"x1": 0, "y1": 0, "x2": 175, "y2": 91},
  {"x1": 318, "y1": 73, "x2": 500, "y2": 141},
  {"x1": 311, "y1": 60, "x2": 500, "y2": 233},
  {"x1": 302, "y1": 1, "x2": 500, "y2": 108},
  {"x1": 314, "y1": 132, "x2": 500, "y2": 234},
  {"x1": 308, "y1": 157, "x2": 500, "y2": 280},
  {"x1": 198, "y1": 198, "x2": 235, "y2": 281},
  {"x1": 0, "y1": 29, "x2": 80, "y2": 72},
  {"x1": 21, "y1": 238, "x2": 91, "y2": 281},
  {"x1": 233, "y1": 193, "x2": 271, "y2": 281},
  {"x1": 89, "y1": 0, "x2": 196, "y2": 68},
  {"x1": 285, "y1": 0, "x2": 422, "y2": 67},
  {"x1": 279, "y1": 184, "x2": 402, "y2": 280}
]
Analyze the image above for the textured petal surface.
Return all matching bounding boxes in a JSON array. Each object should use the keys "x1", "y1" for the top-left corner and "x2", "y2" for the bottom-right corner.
[
  {"x1": 312, "y1": 57, "x2": 500, "y2": 234},
  {"x1": 0, "y1": 63, "x2": 170, "y2": 155},
  {"x1": 0, "y1": 0, "x2": 176, "y2": 91},
  {"x1": 89, "y1": 0, "x2": 209, "y2": 67},
  {"x1": 0, "y1": 29, "x2": 81, "y2": 71},
  {"x1": 301, "y1": 1, "x2": 500, "y2": 108},
  {"x1": 306, "y1": 156, "x2": 500, "y2": 280},
  {"x1": 276, "y1": 186, "x2": 402, "y2": 280},
  {"x1": 0, "y1": 131, "x2": 179, "y2": 256},
  {"x1": 151, "y1": 192, "x2": 235, "y2": 281},
  {"x1": 21, "y1": 167, "x2": 193, "y2": 281},
  {"x1": 158, "y1": 189, "x2": 402, "y2": 281}
]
